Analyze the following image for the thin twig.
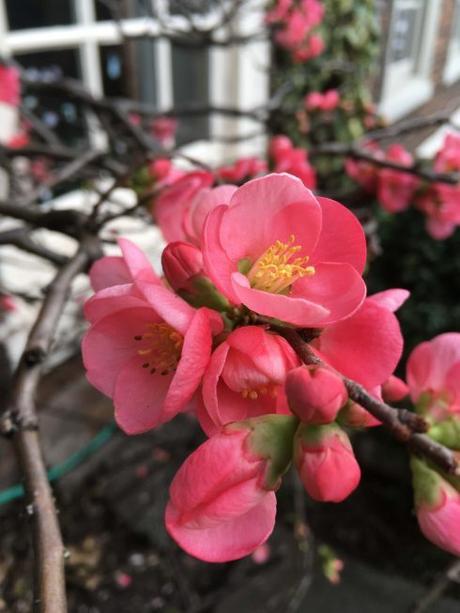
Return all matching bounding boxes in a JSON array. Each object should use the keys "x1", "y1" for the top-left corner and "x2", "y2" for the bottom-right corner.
[
  {"x1": 278, "y1": 328, "x2": 460, "y2": 476},
  {"x1": 410, "y1": 558, "x2": 460, "y2": 613}
]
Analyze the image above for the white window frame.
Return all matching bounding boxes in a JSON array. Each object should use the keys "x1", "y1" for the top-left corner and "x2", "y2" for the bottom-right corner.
[
  {"x1": 0, "y1": 0, "x2": 269, "y2": 163},
  {"x1": 444, "y1": 0, "x2": 460, "y2": 85},
  {"x1": 379, "y1": 0, "x2": 441, "y2": 122}
]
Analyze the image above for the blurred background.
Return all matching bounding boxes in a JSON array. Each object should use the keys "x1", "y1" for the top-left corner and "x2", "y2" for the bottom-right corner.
[{"x1": 0, "y1": 1, "x2": 460, "y2": 611}]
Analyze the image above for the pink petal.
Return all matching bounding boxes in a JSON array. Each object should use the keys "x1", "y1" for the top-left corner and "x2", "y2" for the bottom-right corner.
[
  {"x1": 118, "y1": 237, "x2": 161, "y2": 284},
  {"x1": 368, "y1": 289, "x2": 410, "y2": 312},
  {"x1": 165, "y1": 491, "x2": 276, "y2": 562},
  {"x1": 84, "y1": 284, "x2": 147, "y2": 323},
  {"x1": 231, "y1": 272, "x2": 330, "y2": 327},
  {"x1": 314, "y1": 299, "x2": 403, "y2": 388},
  {"x1": 202, "y1": 206, "x2": 241, "y2": 304},
  {"x1": 313, "y1": 197, "x2": 367, "y2": 273},
  {"x1": 136, "y1": 282, "x2": 195, "y2": 336},
  {"x1": 163, "y1": 308, "x2": 214, "y2": 417},
  {"x1": 82, "y1": 307, "x2": 160, "y2": 396},
  {"x1": 184, "y1": 184, "x2": 237, "y2": 245},
  {"x1": 290, "y1": 262, "x2": 367, "y2": 325},
  {"x1": 220, "y1": 174, "x2": 321, "y2": 262},
  {"x1": 114, "y1": 355, "x2": 174, "y2": 433},
  {"x1": 89, "y1": 256, "x2": 130, "y2": 291}
]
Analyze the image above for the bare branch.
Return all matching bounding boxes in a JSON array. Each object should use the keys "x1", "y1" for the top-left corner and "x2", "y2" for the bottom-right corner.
[{"x1": 278, "y1": 328, "x2": 460, "y2": 476}]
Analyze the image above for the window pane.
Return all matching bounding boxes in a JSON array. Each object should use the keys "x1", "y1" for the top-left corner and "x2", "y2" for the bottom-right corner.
[
  {"x1": 389, "y1": 6, "x2": 420, "y2": 62},
  {"x1": 15, "y1": 49, "x2": 87, "y2": 147},
  {"x1": 95, "y1": 0, "x2": 150, "y2": 21},
  {"x1": 172, "y1": 44, "x2": 209, "y2": 144},
  {"x1": 6, "y1": 0, "x2": 74, "y2": 30},
  {"x1": 99, "y1": 42, "x2": 157, "y2": 104},
  {"x1": 169, "y1": 0, "x2": 218, "y2": 15}
]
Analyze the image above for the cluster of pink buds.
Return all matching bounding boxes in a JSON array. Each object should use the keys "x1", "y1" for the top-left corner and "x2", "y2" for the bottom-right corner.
[
  {"x1": 346, "y1": 133, "x2": 460, "y2": 239},
  {"x1": 267, "y1": 0, "x2": 325, "y2": 63},
  {"x1": 82, "y1": 171, "x2": 418, "y2": 562},
  {"x1": 269, "y1": 135, "x2": 316, "y2": 188},
  {"x1": 305, "y1": 89, "x2": 340, "y2": 112},
  {"x1": 402, "y1": 333, "x2": 460, "y2": 556}
]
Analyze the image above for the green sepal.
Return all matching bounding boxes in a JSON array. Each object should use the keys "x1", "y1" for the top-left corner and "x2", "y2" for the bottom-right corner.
[
  {"x1": 410, "y1": 456, "x2": 443, "y2": 508},
  {"x1": 227, "y1": 414, "x2": 299, "y2": 490},
  {"x1": 428, "y1": 418, "x2": 460, "y2": 450},
  {"x1": 178, "y1": 276, "x2": 230, "y2": 311}
]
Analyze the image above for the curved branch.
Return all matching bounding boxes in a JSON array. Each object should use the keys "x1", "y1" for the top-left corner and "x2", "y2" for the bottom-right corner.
[
  {"x1": 0, "y1": 235, "x2": 101, "y2": 613},
  {"x1": 278, "y1": 328, "x2": 460, "y2": 476}
]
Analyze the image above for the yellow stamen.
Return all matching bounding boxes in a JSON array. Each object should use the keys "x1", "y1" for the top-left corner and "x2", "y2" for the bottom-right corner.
[
  {"x1": 246, "y1": 234, "x2": 315, "y2": 294},
  {"x1": 240, "y1": 383, "x2": 278, "y2": 400},
  {"x1": 133, "y1": 323, "x2": 183, "y2": 375}
]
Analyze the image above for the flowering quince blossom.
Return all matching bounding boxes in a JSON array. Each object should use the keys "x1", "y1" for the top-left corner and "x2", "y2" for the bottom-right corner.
[
  {"x1": 377, "y1": 144, "x2": 419, "y2": 213},
  {"x1": 154, "y1": 171, "x2": 215, "y2": 243},
  {"x1": 82, "y1": 239, "x2": 223, "y2": 434},
  {"x1": 406, "y1": 333, "x2": 460, "y2": 420},
  {"x1": 150, "y1": 116, "x2": 177, "y2": 147},
  {"x1": 268, "y1": 0, "x2": 325, "y2": 63},
  {"x1": 198, "y1": 326, "x2": 299, "y2": 436},
  {"x1": 294, "y1": 423, "x2": 361, "y2": 502},
  {"x1": 305, "y1": 89, "x2": 340, "y2": 112},
  {"x1": 345, "y1": 141, "x2": 384, "y2": 193},
  {"x1": 269, "y1": 136, "x2": 317, "y2": 188},
  {"x1": 165, "y1": 415, "x2": 297, "y2": 562},
  {"x1": 286, "y1": 365, "x2": 348, "y2": 424},
  {"x1": 202, "y1": 173, "x2": 367, "y2": 327},
  {"x1": 215, "y1": 157, "x2": 267, "y2": 184},
  {"x1": 411, "y1": 457, "x2": 460, "y2": 557},
  {"x1": 0, "y1": 64, "x2": 20, "y2": 107}
]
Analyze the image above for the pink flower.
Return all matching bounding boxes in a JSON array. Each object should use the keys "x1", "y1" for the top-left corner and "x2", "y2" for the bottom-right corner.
[
  {"x1": 270, "y1": 137, "x2": 317, "y2": 189},
  {"x1": 265, "y1": 0, "x2": 293, "y2": 24},
  {"x1": 292, "y1": 34, "x2": 325, "y2": 62},
  {"x1": 82, "y1": 281, "x2": 223, "y2": 434},
  {"x1": 162, "y1": 241, "x2": 203, "y2": 293},
  {"x1": 294, "y1": 423, "x2": 361, "y2": 502},
  {"x1": 151, "y1": 116, "x2": 177, "y2": 146},
  {"x1": 305, "y1": 90, "x2": 340, "y2": 112},
  {"x1": 434, "y1": 133, "x2": 460, "y2": 174},
  {"x1": 202, "y1": 173, "x2": 367, "y2": 327},
  {"x1": 312, "y1": 289, "x2": 409, "y2": 389},
  {"x1": 275, "y1": 10, "x2": 310, "y2": 49},
  {"x1": 286, "y1": 365, "x2": 348, "y2": 424},
  {"x1": 165, "y1": 415, "x2": 297, "y2": 562},
  {"x1": 415, "y1": 184, "x2": 460, "y2": 240},
  {"x1": 183, "y1": 184, "x2": 237, "y2": 246},
  {"x1": 377, "y1": 145, "x2": 418, "y2": 213},
  {"x1": 216, "y1": 157, "x2": 267, "y2": 184},
  {"x1": 88, "y1": 238, "x2": 161, "y2": 294},
  {"x1": 412, "y1": 457, "x2": 460, "y2": 556},
  {"x1": 0, "y1": 65, "x2": 20, "y2": 107},
  {"x1": 198, "y1": 326, "x2": 299, "y2": 436},
  {"x1": 0, "y1": 294, "x2": 16, "y2": 312},
  {"x1": 406, "y1": 333, "x2": 460, "y2": 419},
  {"x1": 382, "y1": 375, "x2": 409, "y2": 403},
  {"x1": 345, "y1": 142, "x2": 383, "y2": 193},
  {"x1": 154, "y1": 171, "x2": 214, "y2": 243}
]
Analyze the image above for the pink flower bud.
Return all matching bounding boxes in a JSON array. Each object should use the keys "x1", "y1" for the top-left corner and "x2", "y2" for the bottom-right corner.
[
  {"x1": 165, "y1": 415, "x2": 297, "y2": 562},
  {"x1": 269, "y1": 135, "x2": 293, "y2": 160},
  {"x1": 294, "y1": 423, "x2": 361, "y2": 502},
  {"x1": 162, "y1": 241, "x2": 203, "y2": 293},
  {"x1": 412, "y1": 457, "x2": 460, "y2": 556},
  {"x1": 286, "y1": 366, "x2": 347, "y2": 424},
  {"x1": 382, "y1": 375, "x2": 409, "y2": 402},
  {"x1": 338, "y1": 401, "x2": 381, "y2": 428}
]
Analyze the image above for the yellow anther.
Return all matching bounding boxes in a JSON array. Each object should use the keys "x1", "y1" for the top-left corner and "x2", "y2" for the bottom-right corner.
[
  {"x1": 133, "y1": 323, "x2": 184, "y2": 374},
  {"x1": 246, "y1": 235, "x2": 315, "y2": 294}
]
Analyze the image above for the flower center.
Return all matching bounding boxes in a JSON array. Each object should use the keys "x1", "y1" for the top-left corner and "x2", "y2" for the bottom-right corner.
[
  {"x1": 246, "y1": 235, "x2": 315, "y2": 294},
  {"x1": 241, "y1": 384, "x2": 278, "y2": 400},
  {"x1": 134, "y1": 323, "x2": 183, "y2": 375}
]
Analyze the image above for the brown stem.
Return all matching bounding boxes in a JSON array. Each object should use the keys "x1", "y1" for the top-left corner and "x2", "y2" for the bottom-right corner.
[
  {"x1": 0, "y1": 236, "x2": 100, "y2": 612},
  {"x1": 279, "y1": 328, "x2": 460, "y2": 476}
]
